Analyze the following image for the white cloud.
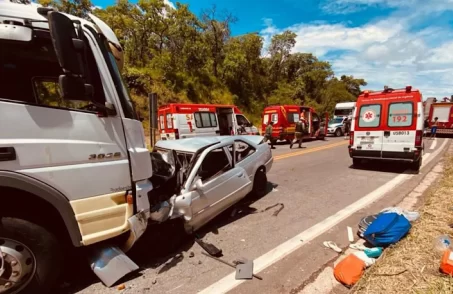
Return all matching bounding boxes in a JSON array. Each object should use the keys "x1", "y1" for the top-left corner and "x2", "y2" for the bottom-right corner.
[{"x1": 260, "y1": 1, "x2": 453, "y2": 99}]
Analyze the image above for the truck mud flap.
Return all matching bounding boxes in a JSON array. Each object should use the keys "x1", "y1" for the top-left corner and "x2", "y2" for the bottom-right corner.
[{"x1": 88, "y1": 245, "x2": 139, "y2": 287}]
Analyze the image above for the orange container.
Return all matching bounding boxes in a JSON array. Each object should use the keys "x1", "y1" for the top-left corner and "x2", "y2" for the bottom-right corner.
[{"x1": 440, "y1": 249, "x2": 453, "y2": 275}]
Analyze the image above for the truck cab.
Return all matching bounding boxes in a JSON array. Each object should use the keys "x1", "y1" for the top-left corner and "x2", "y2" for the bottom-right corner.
[
  {"x1": 0, "y1": 3, "x2": 153, "y2": 292},
  {"x1": 349, "y1": 86, "x2": 424, "y2": 171}
]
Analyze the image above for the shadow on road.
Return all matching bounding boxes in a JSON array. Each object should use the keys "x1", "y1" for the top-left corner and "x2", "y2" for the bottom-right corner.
[
  {"x1": 348, "y1": 160, "x2": 418, "y2": 174},
  {"x1": 57, "y1": 181, "x2": 278, "y2": 293}
]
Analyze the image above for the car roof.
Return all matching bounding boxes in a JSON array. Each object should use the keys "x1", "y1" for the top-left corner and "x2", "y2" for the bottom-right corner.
[{"x1": 155, "y1": 135, "x2": 262, "y2": 153}]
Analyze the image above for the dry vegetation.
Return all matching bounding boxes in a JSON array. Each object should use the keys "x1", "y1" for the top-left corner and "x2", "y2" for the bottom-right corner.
[{"x1": 352, "y1": 154, "x2": 453, "y2": 294}]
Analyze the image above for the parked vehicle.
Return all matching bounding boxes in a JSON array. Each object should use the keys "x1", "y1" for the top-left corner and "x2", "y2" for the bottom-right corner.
[
  {"x1": 334, "y1": 102, "x2": 356, "y2": 118},
  {"x1": 151, "y1": 135, "x2": 273, "y2": 233},
  {"x1": 261, "y1": 105, "x2": 328, "y2": 143},
  {"x1": 427, "y1": 101, "x2": 453, "y2": 135},
  {"x1": 0, "y1": 3, "x2": 155, "y2": 292},
  {"x1": 349, "y1": 86, "x2": 424, "y2": 171},
  {"x1": 158, "y1": 103, "x2": 259, "y2": 140},
  {"x1": 328, "y1": 117, "x2": 348, "y2": 137}
]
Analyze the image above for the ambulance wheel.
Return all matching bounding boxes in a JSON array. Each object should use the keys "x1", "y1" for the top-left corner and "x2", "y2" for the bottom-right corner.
[
  {"x1": 352, "y1": 158, "x2": 362, "y2": 167},
  {"x1": 335, "y1": 128, "x2": 342, "y2": 137},
  {"x1": 410, "y1": 157, "x2": 422, "y2": 172},
  {"x1": 251, "y1": 168, "x2": 267, "y2": 198}
]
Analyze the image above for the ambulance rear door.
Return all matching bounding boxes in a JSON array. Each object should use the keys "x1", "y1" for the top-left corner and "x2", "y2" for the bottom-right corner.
[
  {"x1": 353, "y1": 103, "x2": 383, "y2": 157},
  {"x1": 381, "y1": 101, "x2": 419, "y2": 154}
]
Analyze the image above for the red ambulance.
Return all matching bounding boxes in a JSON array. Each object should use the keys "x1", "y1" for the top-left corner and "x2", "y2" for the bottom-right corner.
[
  {"x1": 349, "y1": 86, "x2": 424, "y2": 171},
  {"x1": 427, "y1": 101, "x2": 453, "y2": 135},
  {"x1": 158, "y1": 103, "x2": 259, "y2": 140},
  {"x1": 261, "y1": 105, "x2": 328, "y2": 143}
]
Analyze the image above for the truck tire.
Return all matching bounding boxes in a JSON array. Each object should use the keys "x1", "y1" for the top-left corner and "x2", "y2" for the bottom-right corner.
[
  {"x1": 250, "y1": 168, "x2": 267, "y2": 198},
  {"x1": 335, "y1": 128, "x2": 342, "y2": 137},
  {"x1": 0, "y1": 217, "x2": 62, "y2": 294}
]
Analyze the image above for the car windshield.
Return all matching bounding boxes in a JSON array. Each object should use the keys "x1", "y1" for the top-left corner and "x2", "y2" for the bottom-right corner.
[{"x1": 329, "y1": 118, "x2": 343, "y2": 125}]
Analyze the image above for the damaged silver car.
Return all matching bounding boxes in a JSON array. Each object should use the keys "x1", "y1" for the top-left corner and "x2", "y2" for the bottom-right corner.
[{"x1": 148, "y1": 136, "x2": 273, "y2": 233}]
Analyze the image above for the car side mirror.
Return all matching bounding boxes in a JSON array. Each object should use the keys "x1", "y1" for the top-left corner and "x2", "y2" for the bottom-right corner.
[
  {"x1": 194, "y1": 178, "x2": 203, "y2": 191},
  {"x1": 48, "y1": 12, "x2": 93, "y2": 101}
]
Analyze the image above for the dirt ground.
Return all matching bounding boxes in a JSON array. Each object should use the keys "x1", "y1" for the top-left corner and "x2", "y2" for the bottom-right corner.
[{"x1": 352, "y1": 154, "x2": 453, "y2": 294}]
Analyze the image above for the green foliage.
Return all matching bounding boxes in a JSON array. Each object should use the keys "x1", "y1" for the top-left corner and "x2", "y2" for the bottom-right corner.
[{"x1": 36, "y1": 0, "x2": 367, "y2": 123}]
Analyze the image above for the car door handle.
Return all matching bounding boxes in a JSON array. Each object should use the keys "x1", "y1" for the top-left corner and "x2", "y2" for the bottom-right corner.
[
  {"x1": 384, "y1": 131, "x2": 390, "y2": 137},
  {"x1": 237, "y1": 172, "x2": 244, "y2": 177},
  {"x1": 0, "y1": 147, "x2": 16, "y2": 161}
]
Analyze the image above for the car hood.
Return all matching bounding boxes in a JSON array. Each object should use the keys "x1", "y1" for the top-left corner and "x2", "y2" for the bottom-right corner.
[{"x1": 328, "y1": 123, "x2": 342, "y2": 128}]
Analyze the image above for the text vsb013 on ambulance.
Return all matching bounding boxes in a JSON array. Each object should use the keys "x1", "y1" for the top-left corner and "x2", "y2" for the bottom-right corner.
[
  {"x1": 158, "y1": 103, "x2": 259, "y2": 140},
  {"x1": 348, "y1": 86, "x2": 424, "y2": 172}
]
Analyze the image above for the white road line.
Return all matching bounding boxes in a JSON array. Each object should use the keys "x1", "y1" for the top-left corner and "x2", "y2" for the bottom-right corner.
[
  {"x1": 198, "y1": 139, "x2": 448, "y2": 294},
  {"x1": 430, "y1": 138, "x2": 437, "y2": 150}
]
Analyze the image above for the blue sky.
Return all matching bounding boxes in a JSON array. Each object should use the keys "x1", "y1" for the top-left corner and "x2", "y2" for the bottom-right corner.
[{"x1": 92, "y1": 0, "x2": 453, "y2": 99}]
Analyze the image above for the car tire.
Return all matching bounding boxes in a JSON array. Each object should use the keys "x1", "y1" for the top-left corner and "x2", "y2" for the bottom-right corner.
[
  {"x1": 251, "y1": 168, "x2": 268, "y2": 198},
  {"x1": 335, "y1": 128, "x2": 342, "y2": 137},
  {"x1": 0, "y1": 217, "x2": 62, "y2": 294},
  {"x1": 352, "y1": 158, "x2": 362, "y2": 167}
]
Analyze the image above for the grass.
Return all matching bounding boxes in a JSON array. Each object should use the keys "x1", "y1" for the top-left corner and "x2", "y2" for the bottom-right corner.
[{"x1": 352, "y1": 154, "x2": 453, "y2": 294}]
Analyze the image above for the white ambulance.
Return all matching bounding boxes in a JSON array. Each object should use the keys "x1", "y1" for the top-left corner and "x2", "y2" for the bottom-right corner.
[
  {"x1": 158, "y1": 103, "x2": 259, "y2": 140},
  {"x1": 348, "y1": 86, "x2": 424, "y2": 172}
]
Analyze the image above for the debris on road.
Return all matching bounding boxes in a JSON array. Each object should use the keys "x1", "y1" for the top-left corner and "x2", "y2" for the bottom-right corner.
[
  {"x1": 117, "y1": 284, "x2": 126, "y2": 290},
  {"x1": 189, "y1": 251, "x2": 195, "y2": 258},
  {"x1": 333, "y1": 254, "x2": 365, "y2": 287},
  {"x1": 201, "y1": 252, "x2": 263, "y2": 280},
  {"x1": 88, "y1": 246, "x2": 139, "y2": 288},
  {"x1": 195, "y1": 238, "x2": 223, "y2": 257},
  {"x1": 347, "y1": 226, "x2": 354, "y2": 243},
  {"x1": 235, "y1": 260, "x2": 254, "y2": 280},
  {"x1": 261, "y1": 203, "x2": 284, "y2": 216},
  {"x1": 351, "y1": 155, "x2": 453, "y2": 293},
  {"x1": 323, "y1": 241, "x2": 342, "y2": 253}
]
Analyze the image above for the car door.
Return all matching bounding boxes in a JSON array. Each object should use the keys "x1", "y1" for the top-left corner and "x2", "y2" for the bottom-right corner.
[
  {"x1": 179, "y1": 142, "x2": 252, "y2": 231},
  {"x1": 354, "y1": 104, "x2": 384, "y2": 156}
]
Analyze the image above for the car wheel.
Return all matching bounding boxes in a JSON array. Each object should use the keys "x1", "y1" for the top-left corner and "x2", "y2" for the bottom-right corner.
[
  {"x1": 0, "y1": 217, "x2": 62, "y2": 294},
  {"x1": 335, "y1": 128, "x2": 342, "y2": 137},
  {"x1": 352, "y1": 158, "x2": 362, "y2": 167},
  {"x1": 251, "y1": 168, "x2": 268, "y2": 198}
]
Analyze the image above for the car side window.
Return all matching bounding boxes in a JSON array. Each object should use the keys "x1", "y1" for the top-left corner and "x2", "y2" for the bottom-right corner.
[
  {"x1": 235, "y1": 141, "x2": 255, "y2": 163},
  {"x1": 197, "y1": 147, "x2": 232, "y2": 183}
]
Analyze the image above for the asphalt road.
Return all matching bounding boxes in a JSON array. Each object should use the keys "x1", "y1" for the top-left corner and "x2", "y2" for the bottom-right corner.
[{"x1": 60, "y1": 136, "x2": 450, "y2": 294}]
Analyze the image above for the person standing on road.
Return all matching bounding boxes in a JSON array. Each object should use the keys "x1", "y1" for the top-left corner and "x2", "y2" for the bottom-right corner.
[
  {"x1": 344, "y1": 117, "x2": 351, "y2": 139},
  {"x1": 290, "y1": 117, "x2": 305, "y2": 149},
  {"x1": 264, "y1": 121, "x2": 275, "y2": 149},
  {"x1": 431, "y1": 117, "x2": 439, "y2": 139}
]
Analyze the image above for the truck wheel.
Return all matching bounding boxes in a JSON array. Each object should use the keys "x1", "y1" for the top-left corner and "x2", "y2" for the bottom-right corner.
[
  {"x1": 250, "y1": 168, "x2": 268, "y2": 198},
  {"x1": 0, "y1": 217, "x2": 62, "y2": 294},
  {"x1": 335, "y1": 128, "x2": 342, "y2": 137}
]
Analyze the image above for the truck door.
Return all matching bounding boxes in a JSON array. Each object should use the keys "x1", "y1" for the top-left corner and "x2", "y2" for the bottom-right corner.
[
  {"x1": 354, "y1": 104, "x2": 383, "y2": 156},
  {"x1": 382, "y1": 101, "x2": 417, "y2": 154}
]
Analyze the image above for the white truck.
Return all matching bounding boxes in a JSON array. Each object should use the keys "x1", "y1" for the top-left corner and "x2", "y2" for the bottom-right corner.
[
  {"x1": 0, "y1": 3, "x2": 157, "y2": 292},
  {"x1": 334, "y1": 102, "x2": 356, "y2": 119}
]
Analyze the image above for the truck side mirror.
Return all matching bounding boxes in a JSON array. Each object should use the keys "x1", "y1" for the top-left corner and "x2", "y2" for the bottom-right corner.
[{"x1": 48, "y1": 12, "x2": 92, "y2": 101}]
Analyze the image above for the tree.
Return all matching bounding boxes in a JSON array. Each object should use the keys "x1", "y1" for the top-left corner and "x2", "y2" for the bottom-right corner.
[
  {"x1": 38, "y1": 0, "x2": 93, "y2": 18},
  {"x1": 33, "y1": 0, "x2": 367, "y2": 132}
]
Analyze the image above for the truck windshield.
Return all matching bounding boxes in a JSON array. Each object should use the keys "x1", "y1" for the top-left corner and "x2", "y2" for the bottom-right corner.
[
  {"x1": 84, "y1": 26, "x2": 136, "y2": 120},
  {"x1": 334, "y1": 109, "x2": 352, "y2": 116}
]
